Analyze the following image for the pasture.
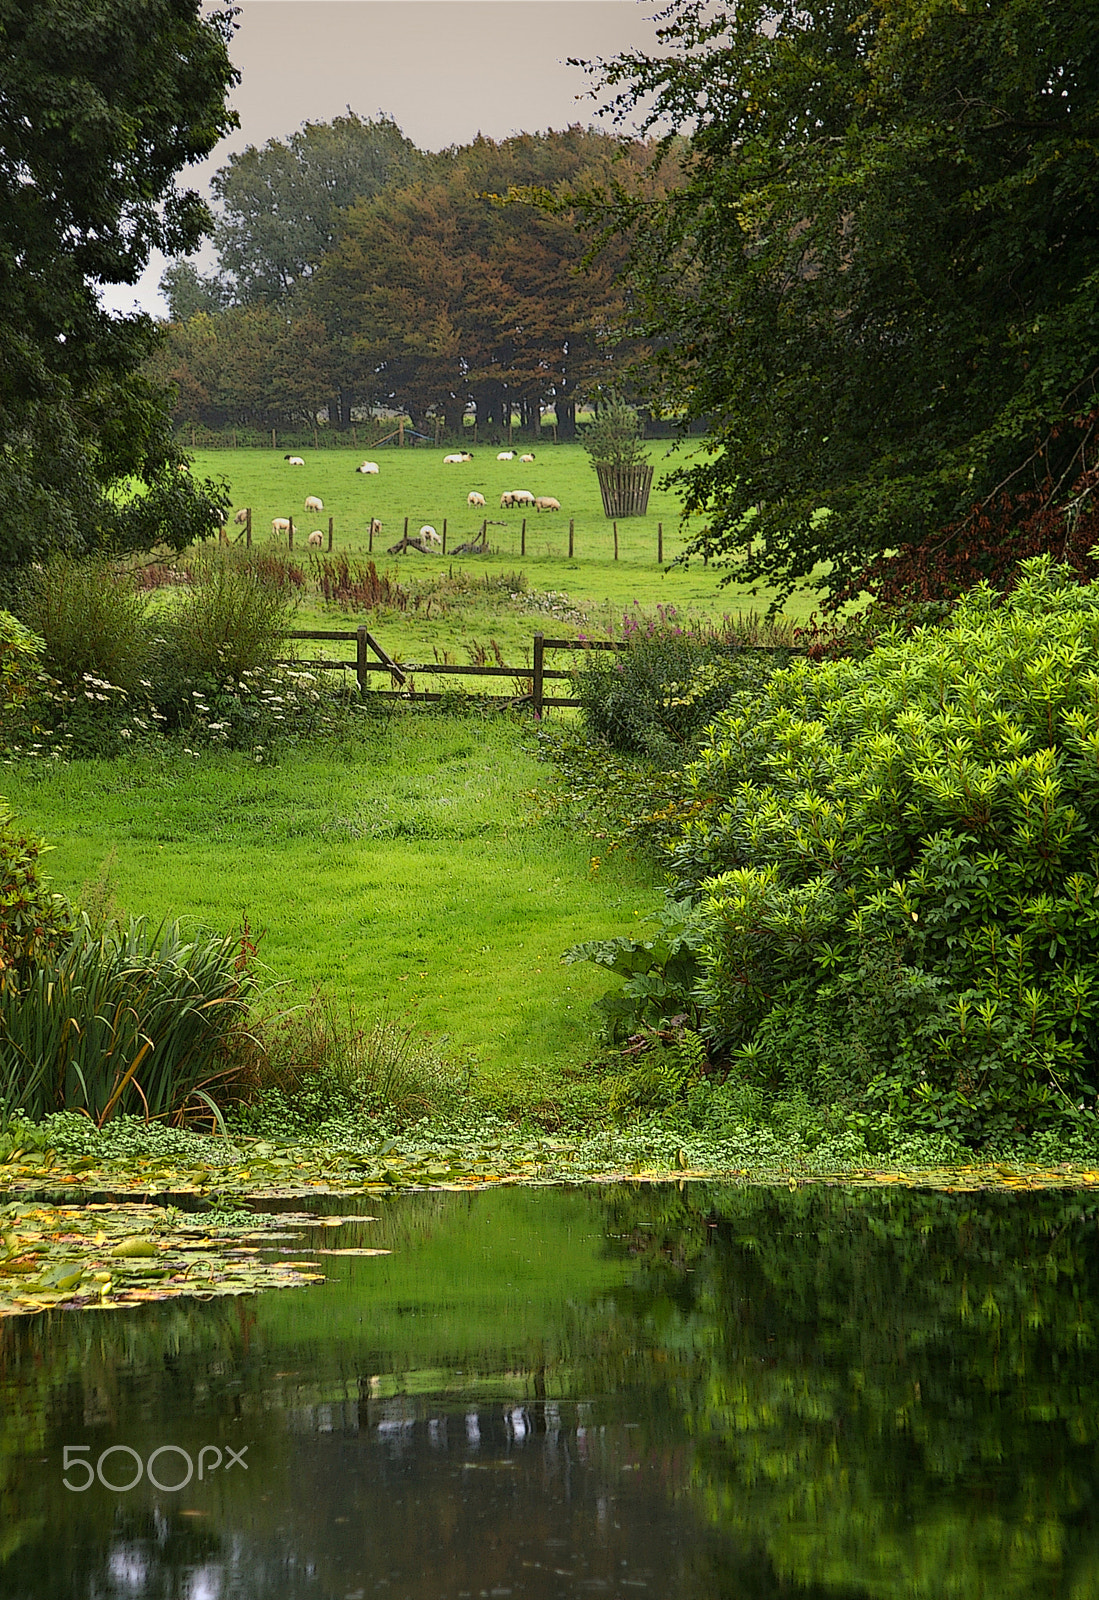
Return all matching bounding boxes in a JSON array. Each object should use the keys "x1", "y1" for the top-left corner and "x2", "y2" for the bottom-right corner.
[{"x1": 191, "y1": 442, "x2": 830, "y2": 664}]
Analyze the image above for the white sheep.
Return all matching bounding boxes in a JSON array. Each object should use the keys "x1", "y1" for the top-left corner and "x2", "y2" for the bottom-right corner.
[
  {"x1": 272, "y1": 517, "x2": 291, "y2": 535},
  {"x1": 500, "y1": 491, "x2": 519, "y2": 508},
  {"x1": 467, "y1": 491, "x2": 486, "y2": 508},
  {"x1": 307, "y1": 530, "x2": 324, "y2": 548},
  {"x1": 443, "y1": 452, "x2": 473, "y2": 464},
  {"x1": 497, "y1": 450, "x2": 515, "y2": 461},
  {"x1": 356, "y1": 461, "x2": 380, "y2": 474},
  {"x1": 304, "y1": 495, "x2": 323, "y2": 513},
  {"x1": 369, "y1": 518, "x2": 382, "y2": 536},
  {"x1": 512, "y1": 489, "x2": 536, "y2": 506},
  {"x1": 519, "y1": 453, "x2": 535, "y2": 463},
  {"x1": 419, "y1": 524, "x2": 442, "y2": 547},
  {"x1": 534, "y1": 496, "x2": 561, "y2": 512},
  {"x1": 284, "y1": 455, "x2": 305, "y2": 466},
  {"x1": 233, "y1": 508, "x2": 249, "y2": 525}
]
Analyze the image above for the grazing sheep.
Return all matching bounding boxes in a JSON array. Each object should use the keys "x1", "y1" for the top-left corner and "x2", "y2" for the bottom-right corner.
[
  {"x1": 467, "y1": 491, "x2": 486, "y2": 508},
  {"x1": 511, "y1": 489, "x2": 536, "y2": 507},
  {"x1": 304, "y1": 495, "x2": 323, "y2": 513},
  {"x1": 500, "y1": 491, "x2": 519, "y2": 509},
  {"x1": 307, "y1": 530, "x2": 324, "y2": 548},
  {"x1": 519, "y1": 453, "x2": 535, "y2": 463},
  {"x1": 419, "y1": 525, "x2": 442, "y2": 547},
  {"x1": 356, "y1": 461, "x2": 380, "y2": 474},
  {"x1": 496, "y1": 450, "x2": 515, "y2": 461},
  {"x1": 284, "y1": 455, "x2": 305, "y2": 466},
  {"x1": 534, "y1": 496, "x2": 561, "y2": 512},
  {"x1": 272, "y1": 518, "x2": 291, "y2": 535},
  {"x1": 369, "y1": 518, "x2": 382, "y2": 536},
  {"x1": 233, "y1": 508, "x2": 249, "y2": 525}
]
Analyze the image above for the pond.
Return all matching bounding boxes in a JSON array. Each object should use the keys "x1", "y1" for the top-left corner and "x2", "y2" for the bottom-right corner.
[{"x1": 2, "y1": 1181, "x2": 1098, "y2": 1598}]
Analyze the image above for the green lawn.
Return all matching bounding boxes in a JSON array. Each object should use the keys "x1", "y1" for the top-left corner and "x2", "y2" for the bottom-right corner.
[{"x1": 2, "y1": 716, "x2": 659, "y2": 1104}]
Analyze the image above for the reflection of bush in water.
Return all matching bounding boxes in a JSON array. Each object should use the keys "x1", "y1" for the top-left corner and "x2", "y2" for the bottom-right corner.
[{"x1": 595, "y1": 1183, "x2": 1099, "y2": 1598}]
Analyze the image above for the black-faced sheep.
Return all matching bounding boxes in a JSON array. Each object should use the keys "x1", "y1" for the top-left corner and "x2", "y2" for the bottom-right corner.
[
  {"x1": 496, "y1": 450, "x2": 515, "y2": 461},
  {"x1": 519, "y1": 453, "x2": 535, "y2": 463},
  {"x1": 284, "y1": 455, "x2": 305, "y2": 466},
  {"x1": 356, "y1": 461, "x2": 380, "y2": 474}
]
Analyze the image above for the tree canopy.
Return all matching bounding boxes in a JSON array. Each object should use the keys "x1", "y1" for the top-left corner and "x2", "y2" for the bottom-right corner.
[
  {"x1": 154, "y1": 125, "x2": 661, "y2": 437},
  {"x1": 0, "y1": 0, "x2": 240, "y2": 568},
  {"x1": 574, "y1": 0, "x2": 1099, "y2": 605}
]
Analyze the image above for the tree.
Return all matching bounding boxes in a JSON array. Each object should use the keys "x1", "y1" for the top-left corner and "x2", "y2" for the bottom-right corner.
[
  {"x1": 0, "y1": 0, "x2": 240, "y2": 567},
  {"x1": 208, "y1": 113, "x2": 424, "y2": 307},
  {"x1": 307, "y1": 128, "x2": 654, "y2": 438},
  {"x1": 574, "y1": 0, "x2": 1099, "y2": 606}
]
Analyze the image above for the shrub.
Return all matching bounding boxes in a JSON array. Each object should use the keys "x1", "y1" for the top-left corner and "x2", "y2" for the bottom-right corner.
[
  {"x1": 13, "y1": 555, "x2": 150, "y2": 694},
  {"x1": 0, "y1": 611, "x2": 45, "y2": 747},
  {"x1": 151, "y1": 557, "x2": 298, "y2": 722},
  {"x1": 677, "y1": 557, "x2": 1099, "y2": 1141},
  {"x1": 0, "y1": 801, "x2": 73, "y2": 996},
  {"x1": 573, "y1": 613, "x2": 788, "y2": 760}
]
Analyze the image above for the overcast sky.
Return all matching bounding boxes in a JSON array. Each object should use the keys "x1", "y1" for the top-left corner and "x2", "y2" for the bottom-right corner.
[{"x1": 103, "y1": 0, "x2": 670, "y2": 318}]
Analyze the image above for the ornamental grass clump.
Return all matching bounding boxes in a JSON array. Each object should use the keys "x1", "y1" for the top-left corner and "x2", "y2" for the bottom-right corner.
[
  {"x1": 0, "y1": 914, "x2": 257, "y2": 1131},
  {"x1": 675, "y1": 557, "x2": 1099, "y2": 1143}
]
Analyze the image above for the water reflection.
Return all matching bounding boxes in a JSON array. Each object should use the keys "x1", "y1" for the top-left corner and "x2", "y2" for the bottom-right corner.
[{"x1": 1, "y1": 1183, "x2": 1099, "y2": 1597}]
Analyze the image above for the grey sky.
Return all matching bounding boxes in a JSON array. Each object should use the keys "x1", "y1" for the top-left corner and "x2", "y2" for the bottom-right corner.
[{"x1": 102, "y1": 1, "x2": 669, "y2": 317}]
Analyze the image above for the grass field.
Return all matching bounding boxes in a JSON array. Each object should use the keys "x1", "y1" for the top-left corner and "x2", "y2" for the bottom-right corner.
[
  {"x1": 189, "y1": 442, "x2": 830, "y2": 668},
  {"x1": 1, "y1": 716, "x2": 660, "y2": 1108}
]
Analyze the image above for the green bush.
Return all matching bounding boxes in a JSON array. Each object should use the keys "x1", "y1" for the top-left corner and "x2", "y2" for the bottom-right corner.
[
  {"x1": 13, "y1": 555, "x2": 150, "y2": 693},
  {"x1": 150, "y1": 557, "x2": 299, "y2": 727},
  {"x1": 676, "y1": 557, "x2": 1099, "y2": 1141},
  {"x1": 0, "y1": 800, "x2": 73, "y2": 996},
  {"x1": 573, "y1": 613, "x2": 789, "y2": 761}
]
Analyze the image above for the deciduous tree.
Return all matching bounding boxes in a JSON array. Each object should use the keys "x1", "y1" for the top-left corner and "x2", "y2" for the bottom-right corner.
[
  {"x1": 574, "y1": 0, "x2": 1099, "y2": 605},
  {"x1": 0, "y1": 0, "x2": 240, "y2": 567}
]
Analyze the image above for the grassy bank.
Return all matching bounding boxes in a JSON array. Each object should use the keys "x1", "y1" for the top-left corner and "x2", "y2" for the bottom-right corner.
[{"x1": 1, "y1": 713, "x2": 661, "y2": 1108}]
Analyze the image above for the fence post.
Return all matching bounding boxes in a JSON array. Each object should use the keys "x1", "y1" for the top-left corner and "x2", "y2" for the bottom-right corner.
[
  {"x1": 403, "y1": 516, "x2": 409, "y2": 545},
  {"x1": 533, "y1": 631, "x2": 544, "y2": 719},
  {"x1": 288, "y1": 516, "x2": 294, "y2": 551},
  {"x1": 328, "y1": 516, "x2": 333, "y2": 552},
  {"x1": 613, "y1": 521, "x2": 619, "y2": 560},
  {"x1": 521, "y1": 517, "x2": 526, "y2": 557},
  {"x1": 271, "y1": 429, "x2": 276, "y2": 451},
  {"x1": 442, "y1": 517, "x2": 447, "y2": 554},
  {"x1": 246, "y1": 508, "x2": 252, "y2": 548},
  {"x1": 569, "y1": 519, "x2": 574, "y2": 559},
  {"x1": 481, "y1": 518, "x2": 487, "y2": 548},
  {"x1": 356, "y1": 625, "x2": 370, "y2": 699},
  {"x1": 658, "y1": 521, "x2": 663, "y2": 563}
]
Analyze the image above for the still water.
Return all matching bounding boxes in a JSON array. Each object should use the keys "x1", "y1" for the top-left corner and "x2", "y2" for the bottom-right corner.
[{"x1": 2, "y1": 1181, "x2": 1099, "y2": 1598}]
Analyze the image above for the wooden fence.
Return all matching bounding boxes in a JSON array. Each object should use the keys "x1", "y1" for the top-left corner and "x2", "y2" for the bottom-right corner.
[{"x1": 282, "y1": 628, "x2": 621, "y2": 715}]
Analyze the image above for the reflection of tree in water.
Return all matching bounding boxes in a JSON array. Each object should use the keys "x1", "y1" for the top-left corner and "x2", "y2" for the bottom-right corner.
[{"x1": 593, "y1": 1184, "x2": 1099, "y2": 1599}]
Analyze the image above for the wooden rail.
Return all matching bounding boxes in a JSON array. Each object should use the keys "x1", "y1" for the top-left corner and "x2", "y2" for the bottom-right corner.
[{"x1": 281, "y1": 628, "x2": 622, "y2": 715}]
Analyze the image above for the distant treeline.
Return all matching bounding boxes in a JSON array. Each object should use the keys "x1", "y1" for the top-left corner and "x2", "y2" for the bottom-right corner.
[{"x1": 150, "y1": 118, "x2": 681, "y2": 441}]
